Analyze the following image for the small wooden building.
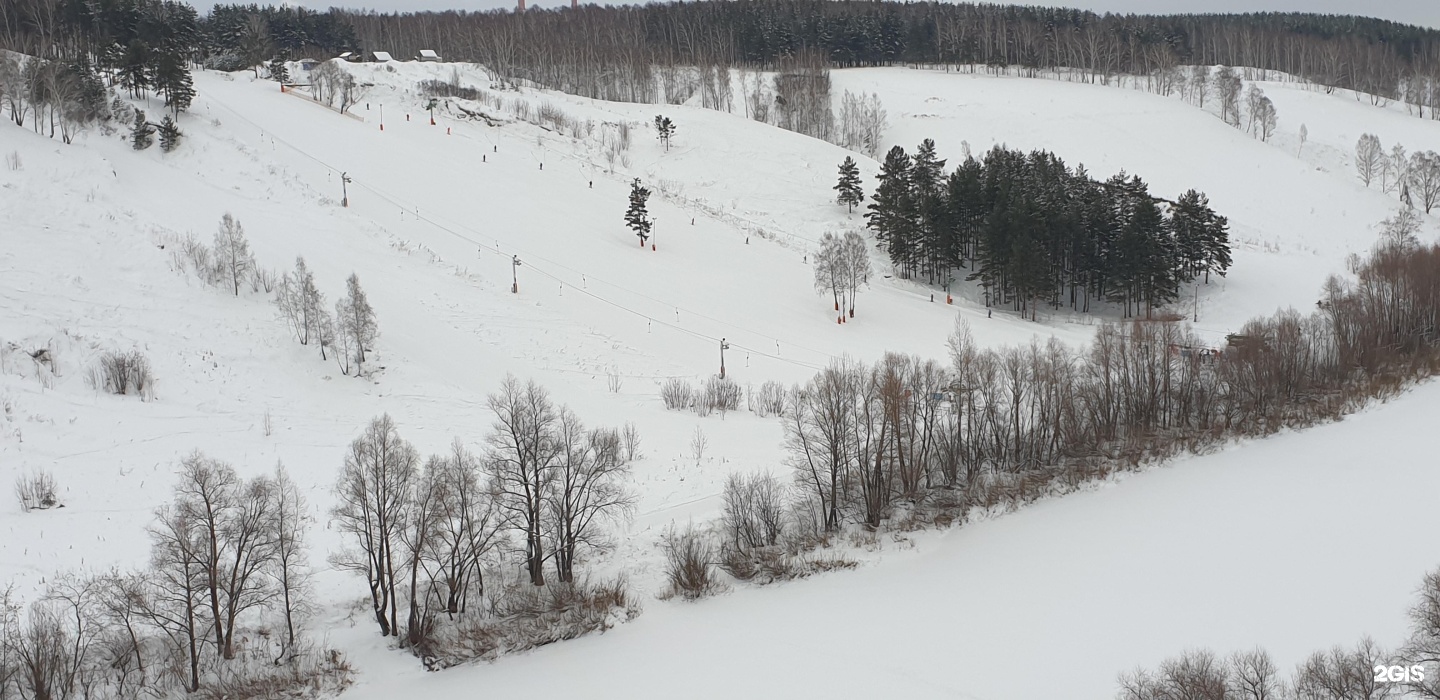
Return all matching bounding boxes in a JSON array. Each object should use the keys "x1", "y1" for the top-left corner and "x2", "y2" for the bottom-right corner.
[
  {"x1": 371, "y1": 51, "x2": 394, "y2": 63},
  {"x1": 418, "y1": 49, "x2": 441, "y2": 62},
  {"x1": 298, "y1": 58, "x2": 319, "y2": 72}
]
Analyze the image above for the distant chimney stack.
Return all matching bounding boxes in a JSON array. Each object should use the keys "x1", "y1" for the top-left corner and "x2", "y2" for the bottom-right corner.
[
  {"x1": 571, "y1": 0, "x2": 577, "y2": 7},
  {"x1": 517, "y1": 0, "x2": 524, "y2": 11}
]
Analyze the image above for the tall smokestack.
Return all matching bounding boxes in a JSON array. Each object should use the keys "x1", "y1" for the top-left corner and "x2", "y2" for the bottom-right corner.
[
  {"x1": 517, "y1": 0, "x2": 524, "y2": 11},
  {"x1": 571, "y1": 0, "x2": 577, "y2": 8}
]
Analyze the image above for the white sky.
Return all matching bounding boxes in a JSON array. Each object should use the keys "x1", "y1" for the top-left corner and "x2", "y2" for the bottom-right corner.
[{"x1": 188, "y1": 0, "x2": 1440, "y2": 31}]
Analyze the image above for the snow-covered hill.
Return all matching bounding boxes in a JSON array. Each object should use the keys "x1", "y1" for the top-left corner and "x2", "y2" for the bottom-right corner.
[{"x1": 2, "y1": 60, "x2": 1438, "y2": 699}]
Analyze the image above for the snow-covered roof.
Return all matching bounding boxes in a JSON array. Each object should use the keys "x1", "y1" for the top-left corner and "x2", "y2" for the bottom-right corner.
[
  {"x1": 372, "y1": 51, "x2": 394, "y2": 62},
  {"x1": 419, "y1": 49, "x2": 439, "y2": 59},
  {"x1": 337, "y1": 51, "x2": 353, "y2": 59}
]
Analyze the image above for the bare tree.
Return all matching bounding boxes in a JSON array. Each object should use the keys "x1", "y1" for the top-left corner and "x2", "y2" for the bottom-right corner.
[
  {"x1": 841, "y1": 230, "x2": 872, "y2": 317},
  {"x1": 400, "y1": 458, "x2": 442, "y2": 652},
  {"x1": 721, "y1": 471, "x2": 785, "y2": 550},
  {"x1": 1408, "y1": 150, "x2": 1440, "y2": 213},
  {"x1": 549, "y1": 418, "x2": 634, "y2": 583},
  {"x1": 331, "y1": 415, "x2": 418, "y2": 637},
  {"x1": 144, "y1": 502, "x2": 207, "y2": 692},
  {"x1": 213, "y1": 213, "x2": 255, "y2": 297},
  {"x1": 813, "y1": 232, "x2": 846, "y2": 314},
  {"x1": 1228, "y1": 647, "x2": 1282, "y2": 700},
  {"x1": 337, "y1": 71, "x2": 366, "y2": 115},
  {"x1": 1384, "y1": 143, "x2": 1408, "y2": 196},
  {"x1": 1291, "y1": 637, "x2": 1393, "y2": 700},
  {"x1": 171, "y1": 453, "x2": 277, "y2": 661},
  {"x1": 426, "y1": 441, "x2": 503, "y2": 617},
  {"x1": 1402, "y1": 568, "x2": 1440, "y2": 699},
  {"x1": 784, "y1": 359, "x2": 863, "y2": 533},
  {"x1": 268, "y1": 462, "x2": 311, "y2": 662},
  {"x1": 1357, "y1": 133, "x2": 1384, "y2": 187},
  {"x1": 335, "y1": 273, "x2": 378, "y2": 376},
  {"x1": 1214, "y1": 67, "x2": 1243, "y2": 127},
  {"x1": 484, "y1": 376, "x2": 559, "y2": 587}
]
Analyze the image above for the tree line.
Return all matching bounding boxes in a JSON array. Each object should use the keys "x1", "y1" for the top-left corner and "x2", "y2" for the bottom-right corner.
[
  {"x1": 715, "y1": 211, "x2": 1436, "y2": 561},
  {"x1": 322, "y1": 3, "x2": 1440, "y2": 116},
  {"x1": 0, "y1": 458, "x2": 349, "y2": 698},
  {"x1": 1118, "y1": 568, "x2": 1440, "y2": 698},
  {"x1": 1356, "y1": 133, "x2": 1440, "y2": 214},
  {"x1": 857, "y1": 140, "x2": 1232, "y2": 318}
]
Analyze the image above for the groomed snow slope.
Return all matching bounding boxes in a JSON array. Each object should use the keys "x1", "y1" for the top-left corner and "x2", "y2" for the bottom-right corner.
[{"x1": 0, "y1": 60, "x2": 1437, "y2": 699}]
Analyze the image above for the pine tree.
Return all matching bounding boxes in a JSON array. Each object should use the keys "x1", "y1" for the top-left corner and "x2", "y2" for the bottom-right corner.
[
  {"x1": 154, "y1": 51, "x2": 194, "y2": 117},
  {"x1": 865, "y1": 146, "x2": 915, "y2": 275},
  {"x1": 909, "y1": 139, "x2": 947, "y2": 282},
  {"x1": 625, "y1": 178, "x2": 652, "y2": 246},
  {"x1": 1169, "y1": 189, "x2": 1210, "y2": 280},
  {"x1": 131, "y1": 109, "x2": 154, "y2": 150},
  {"x1": 269, "y1": 57, "x2": 290, "y2": 84},
  {"x1": 653, "y1": 115, "x2": 676, "y2": 152},
  {"x1": 834, "y1": 156, "x2": 863, "y2": 213},
  {"x1": 158, "y1": 115, "x2": 182, "y2": 152},
  {"x1": 118, "y1": 40, "x2": 151, "y2": 99}
]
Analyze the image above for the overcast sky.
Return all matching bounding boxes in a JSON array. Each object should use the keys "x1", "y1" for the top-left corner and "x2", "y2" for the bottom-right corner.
[{"x1": 196, "y1": 0, "x2": 1440, "y2": 29}]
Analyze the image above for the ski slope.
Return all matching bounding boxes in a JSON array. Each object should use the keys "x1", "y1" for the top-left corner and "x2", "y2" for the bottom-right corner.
[{"x1": 1, "y1": 60, "x2": 1438, "y2": 699}]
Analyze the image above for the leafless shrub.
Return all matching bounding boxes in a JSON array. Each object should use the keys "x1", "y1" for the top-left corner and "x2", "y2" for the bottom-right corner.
[
  {"x1": 621, "y1": 421, "x2": 641, "y2": 462},
  {"x1": 510, "y1": 98, "x2": 532, "y2": 122},
  {"x1": 748, "y1": 380, "x2": 786, "y2": 417},
  {"x1": 660, "y1": 377, "x2": 694, "y2": 410},
  {"x1": 689, "y1": 426, "x2": 707, "y2": 463},
  {"x1": 193, "y1": 646, "x2": 352, "y2": 700},
  {"x1": 418, "y1": 77, "x2": 482, "y2": 101},
  {"x1": 439, "y1": 576, "x2": 636, "y2": 667},
  {"x1": 700, "y1": 376, "x2": 741, "y2": 414},
  {"x1": 606, "y1": 367, "x2": 622, "y2": 393},
  {"x1": 536, "y1": 101, "x2": 569, "y2": 131},
  {"x1": 89, "y1": 349, "x2": 154, "y2": 399},
  {"x1": 721, "y1": 472, "x2": 784, "y2": 551},
  {"x1": 15, "y1": 469, "x2": 60, "y2": 511},
  {"x1": 170, "y1": 233, "x2": 220, "y2": 285},
  {"x1": 4, "y1": 150, "x2": 19, "y2": 170},
  {"x1": 249, "y1": 267, "x2": 277, "y2": 294},
  {"x1": 719, "y1": 544, "x2": 797, "y2": 583},
  {"x1": 660, "y1": 524, "x2": 720, "y2": 601}
]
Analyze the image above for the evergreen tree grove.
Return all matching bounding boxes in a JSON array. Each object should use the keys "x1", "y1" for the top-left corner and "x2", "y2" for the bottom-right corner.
[{"x1": 864, "y1": 140, "x2": 1232, "y2": 318}]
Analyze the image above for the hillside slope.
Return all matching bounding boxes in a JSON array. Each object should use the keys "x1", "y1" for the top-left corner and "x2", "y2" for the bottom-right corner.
[{"x1": 1, "y1": 60, "x2": 1437, "y2": 699}]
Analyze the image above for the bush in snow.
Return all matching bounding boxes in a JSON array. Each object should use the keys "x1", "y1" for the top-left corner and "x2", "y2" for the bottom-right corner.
[
  {"x1": 699, "y1": 376, "x2": 741, "y2": 414},
  {"x1": 434, "y1": 576, "x2": 636, "y2": 668},
  {"x1": 14, "y1": 468, "x2": 60, "y2": 511},
  {"x1": 748, "y1": 380, "x2": 786, "y2": 417},
  {"x1": 660, "y1": 524, "x2": 721, "y2": 601},
  {"x1": 660, "y1": 377, "x2": 693, "y2": 410},
  {"x1": 89, "y1": 349, "x2": 153, "y2": 399}
]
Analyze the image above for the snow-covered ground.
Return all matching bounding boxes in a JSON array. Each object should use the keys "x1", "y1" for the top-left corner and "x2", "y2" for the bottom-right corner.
[{"x1": 2, "y1": 60, "x2": 1438, "y2": 698}]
